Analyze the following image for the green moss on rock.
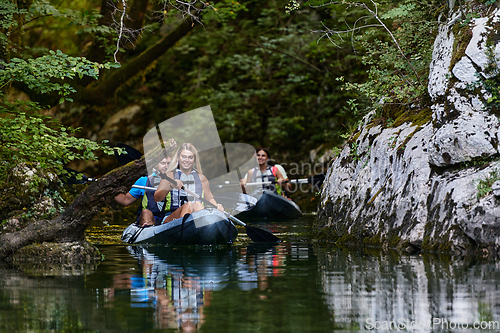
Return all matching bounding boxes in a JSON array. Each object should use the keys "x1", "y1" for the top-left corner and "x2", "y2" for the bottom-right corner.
[{"x1": 450, "y1": 24, "x2": 473, "y2": 70}]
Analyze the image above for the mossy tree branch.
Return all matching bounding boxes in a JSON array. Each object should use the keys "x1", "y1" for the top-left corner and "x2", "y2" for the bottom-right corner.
[{"x1": 0, "y1": 141, "x2": 176, "y2": 261}]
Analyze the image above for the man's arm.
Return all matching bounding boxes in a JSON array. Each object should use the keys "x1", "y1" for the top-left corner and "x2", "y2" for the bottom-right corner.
[
  {"x1": 114, "y1": 176, "x2": 147, "y2": 206},
  {"x1": 114, "y1": 192, "x2": 139, "y2": 207}
]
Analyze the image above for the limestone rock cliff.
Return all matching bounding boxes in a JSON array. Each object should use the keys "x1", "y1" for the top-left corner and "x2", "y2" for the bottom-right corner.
[{"x1": 316, "y1": 7, "x2": 500, "y2": 256}]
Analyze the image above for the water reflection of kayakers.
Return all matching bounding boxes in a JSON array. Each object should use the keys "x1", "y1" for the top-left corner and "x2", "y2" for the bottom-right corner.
[
  {"x1": 128, "y1": 247, "x2": 213, "y2": 330},
  {"x1": 175, "y1": 276, "x2": 210, "y2": 332},
  {"x1": 153, "y1": 272, "x2": 210, "y2": 330},
  {"x1": 106, "y1": 245, "x2": 288, "y2": 329},
  {"x1": 154, "y1": 142, "x2": 224, "y2": 224},
  {"x1": 237, "y1": 244, "x2": 287, "y2": 297}
]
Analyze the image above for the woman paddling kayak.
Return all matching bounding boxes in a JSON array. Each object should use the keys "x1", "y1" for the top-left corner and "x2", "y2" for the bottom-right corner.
[
  {"x1": 154, "y1": 142, "x2": 224, "y2": 224},
  {"x1": 241, "y1": 147, "x2": 289, "y2": 198}
]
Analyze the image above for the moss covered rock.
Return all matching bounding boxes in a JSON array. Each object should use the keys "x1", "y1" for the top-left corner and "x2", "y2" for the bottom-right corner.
[{"x1": 6, "y1": 241, "x2": 101, "y2": 275}]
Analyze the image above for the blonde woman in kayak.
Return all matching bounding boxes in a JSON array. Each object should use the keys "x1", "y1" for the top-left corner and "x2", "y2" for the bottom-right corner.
[{"x1": 154, "y1": 142, "x2": 223, "y2": 223}]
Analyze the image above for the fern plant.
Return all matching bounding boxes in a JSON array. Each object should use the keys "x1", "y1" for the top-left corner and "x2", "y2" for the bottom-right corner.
[{"x1": 476, "y1": 169, "x2": 500, "y2": 199}]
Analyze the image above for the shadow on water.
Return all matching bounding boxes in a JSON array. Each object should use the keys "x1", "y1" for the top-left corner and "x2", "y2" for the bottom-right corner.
[{"x1": 2, "y1": 216, "x2": 500, "y2": 332}]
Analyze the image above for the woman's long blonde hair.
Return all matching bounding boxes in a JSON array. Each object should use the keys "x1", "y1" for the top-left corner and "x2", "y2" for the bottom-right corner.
[{"x1": 167, "y1": 142, "x2": 203, "y2": 174}]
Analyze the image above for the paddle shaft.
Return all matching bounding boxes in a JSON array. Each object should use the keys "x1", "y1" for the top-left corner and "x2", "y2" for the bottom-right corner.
[
  {"x1": 132, "y1": 185, "x2": 157, "y2": 191},
  {"x1": 218, "y1": 178, "x2": 309, "y2": 188}
]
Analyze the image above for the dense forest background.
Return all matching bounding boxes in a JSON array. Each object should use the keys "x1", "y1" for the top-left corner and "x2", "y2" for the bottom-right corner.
[{"x1": 1, "y1": 0, "x2": 459, "y2": 221}]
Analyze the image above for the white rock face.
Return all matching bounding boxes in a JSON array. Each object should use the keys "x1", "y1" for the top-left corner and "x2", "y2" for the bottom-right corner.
[
  {"x1": 428, "y1": 19, "x2": 454, "y2": 99},
  {"x1": 452, "y1": 57, "x2": 478, "y2": 84},
  {"x1": 318, "y1": 7, "x2": 500, "y2": 254},
  {"x1": 428, "y1": 111, "x2": 499, "y2": 166},
  {"x1": 492, "y1": 180, "x2": 500, "y2": 196},
  {"x1": 429, "y1": 9, "x2": 500, "y2": 166},
  {"x1": 465, "y1": 14, "x2": 500, "y2": 78}
]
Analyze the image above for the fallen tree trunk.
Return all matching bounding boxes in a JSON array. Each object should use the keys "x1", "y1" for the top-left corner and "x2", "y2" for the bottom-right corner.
[{"x1": 0, "y1": 140, "x2": 175, "y2": 261}]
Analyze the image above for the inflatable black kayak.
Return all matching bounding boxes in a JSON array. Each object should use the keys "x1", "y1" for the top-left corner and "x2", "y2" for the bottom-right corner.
[
  {"x1": 235, "y1": 190, "x2": 302, "y2": 221},
  {"x1": 121, "y1": 209, "x2": 238, "y2": 245}
]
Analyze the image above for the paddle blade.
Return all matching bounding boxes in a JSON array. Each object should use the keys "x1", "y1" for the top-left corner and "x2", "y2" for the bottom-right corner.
[
  {"x1": 309, "y1": 174, "x2": 325, "y2": 189},
  {"x1": 245, "y1": 225, "x2": 280, "y2": 243},
  {"x1": 115, "y1": 142, "x2": 143, "y2": 165},
  {"x1": 61, "y1": 167, "x2": 88, "y2": 184}
]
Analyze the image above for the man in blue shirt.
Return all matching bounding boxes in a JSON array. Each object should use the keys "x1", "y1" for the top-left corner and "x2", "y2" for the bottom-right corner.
[{"x1": 114, "y1": 156, "x2": 171, "y2": 224}]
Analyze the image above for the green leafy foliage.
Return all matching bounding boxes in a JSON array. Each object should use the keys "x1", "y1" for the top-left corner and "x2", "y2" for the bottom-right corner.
[
  {"x1": 135, "y1": 0, "x2": 363, "y2": 162},
  {"x1": 0, "y1": 1, "x2": 122, "y2": 220},
  {"x1": 201, "y1": 0, "x2": 248, "y2": 23},
  {"x1": 1, "y1": 0, "x2": 369, "y2": 168},
  {"x1": 1, "y1": 50, "x2": 119, "y2": 103},
  {"x1": 285, "y1": 0, "x2": 300, "y2": 14},
  {"x1": 484, "y1": 75, "x2": 500, "y2": 112},
  {"x1": 0, "y1": 0, "x2": 448, "y2": 183},
  {"x1": 483, "y1": 0, "x2": 496, "y2": 5},
  {"x1": 1, "y1": 0, "x2": 98, "y2": 57},
  {"x1": 331, "y1": 146, "x2": 341, "y2": 157},
  {"x1": 344, "y1": 1, "x2": 438, "y2": 106},
  {"x1": 296, "y1": 0, "x2": 444, "y2": 133},
  {"x1": 476, "y1": 169, "x2": 500, "y2": 199},
  {"x1": 460, "y1": 12, "x2": 481, "y2": 27},
  {"x1": 0, "y1": 101, "x2": 116, "y2": 194},
  {"x1": 480, "y1": 43, "x2": 500, "y2": 113}
]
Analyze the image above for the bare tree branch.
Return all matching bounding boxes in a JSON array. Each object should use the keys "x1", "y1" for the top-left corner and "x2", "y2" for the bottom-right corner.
[
  {"x1": 308, "y1": 0, "x2": 423, "y2": 88},
  {"x1": 114, "y1": 0, "x2": 128, "y2": 63},
  {"x1": 109, "y1": 0, "x2": 150, "y2": 61}
]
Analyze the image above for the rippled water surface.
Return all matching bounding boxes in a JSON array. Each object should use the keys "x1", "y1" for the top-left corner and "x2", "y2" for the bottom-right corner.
[{"x1": 2, "y1": 214, "x2": 500, "y2": 332}]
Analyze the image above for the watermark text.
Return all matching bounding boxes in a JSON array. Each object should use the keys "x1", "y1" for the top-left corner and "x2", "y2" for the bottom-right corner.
[{"x1": 365, "y1": 318, "x2": 500, "y2": 331}]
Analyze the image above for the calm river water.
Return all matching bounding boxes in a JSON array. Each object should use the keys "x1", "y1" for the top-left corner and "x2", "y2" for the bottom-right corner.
[{"x1": 2, "y1": 214, "x2": 500, "y2": 332}]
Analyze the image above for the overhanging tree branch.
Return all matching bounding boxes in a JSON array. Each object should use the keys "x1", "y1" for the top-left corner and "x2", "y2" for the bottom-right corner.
[
  {"x1": 0, "y1": 158, "x2": 146, "y2": 260},
  {"x1": 76, "y1": 19, "x2": 195, "y2": 105}
]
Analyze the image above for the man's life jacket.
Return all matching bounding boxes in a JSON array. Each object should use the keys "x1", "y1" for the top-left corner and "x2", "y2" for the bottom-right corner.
[
  {"x1": 250, "y1": 165, "x2": 282, "y2": 195},
  {"x1": 137, "y1": 174, "x2": 167, "y2": 224}
]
